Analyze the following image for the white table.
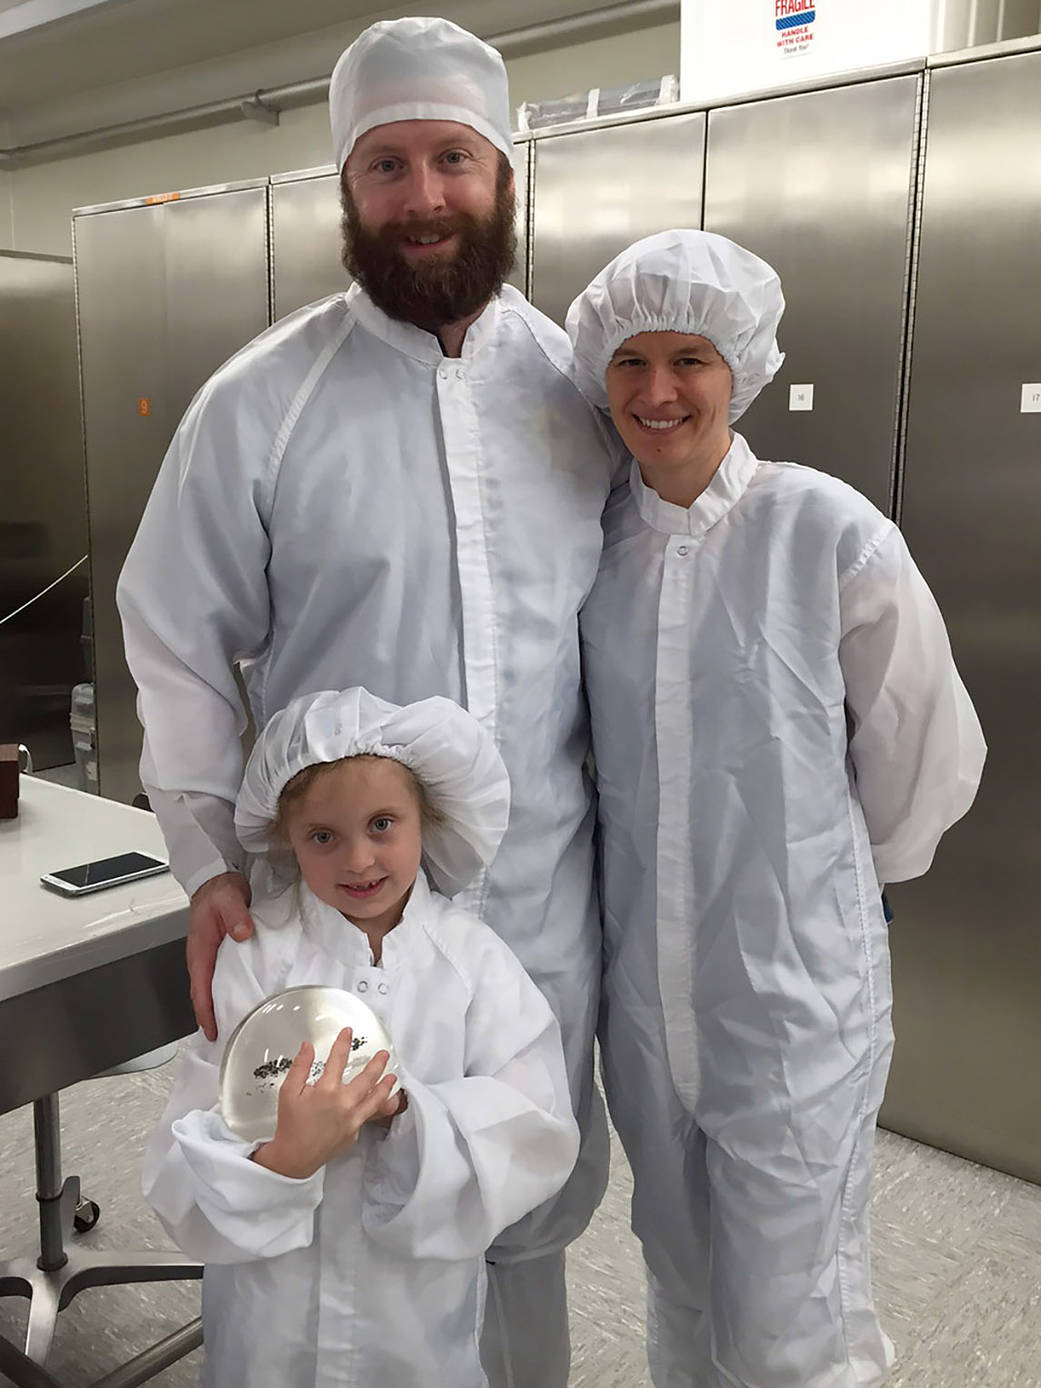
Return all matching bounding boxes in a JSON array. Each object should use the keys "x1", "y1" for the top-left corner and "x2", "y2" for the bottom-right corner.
[
  {"x1": 0, "y1": 777, "x2": 202, "y2": 1385},
  {"x1": 0, "y1": 776, "x2": 189, "y2": 1031},
  {"x1": 0, "y1": 777, "x2": 194, "y2": 1113}
]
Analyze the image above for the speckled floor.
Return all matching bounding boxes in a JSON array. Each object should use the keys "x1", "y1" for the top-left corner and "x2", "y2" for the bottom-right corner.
[{"x1": 1, "y1": 1064, "x2": 1040, "y2": 1386}]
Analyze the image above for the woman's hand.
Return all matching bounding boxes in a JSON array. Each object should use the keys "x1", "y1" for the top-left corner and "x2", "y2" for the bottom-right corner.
[{"x1": 250, "y1": 1028, "x2": 400, "y2": 1179}]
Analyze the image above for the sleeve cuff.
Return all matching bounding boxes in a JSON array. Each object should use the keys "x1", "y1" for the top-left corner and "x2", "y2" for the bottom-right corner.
[
  {"x1": 173, "y1": 1109, "x2": 324, "y2": 1213},
  {"x1": 182, "y1": 858, "x2": 237, "y2": 901}
]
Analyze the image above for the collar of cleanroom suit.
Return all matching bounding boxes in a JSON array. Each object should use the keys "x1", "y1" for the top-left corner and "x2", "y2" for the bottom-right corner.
[
  {"x1": 142, "y1": 868, "x2": 580, "y2": 1387},
  {"x1": 578, "y1": 430, "x2": 985, "y2": 1387},
  {"x1": 116, "y1": 280, "x2": 617, "y2": 1266}
]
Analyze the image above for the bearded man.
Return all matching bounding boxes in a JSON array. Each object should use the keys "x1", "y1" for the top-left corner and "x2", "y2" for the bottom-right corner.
[{"x1": 118, "y1": 16, "x2": 614, "y2": 1386}]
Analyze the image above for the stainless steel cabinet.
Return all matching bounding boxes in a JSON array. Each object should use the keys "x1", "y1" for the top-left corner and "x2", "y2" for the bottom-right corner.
[
  {"x1": 0, "y1": 252, "x2": 87, "y2": 768},
  {"x1": 270, "y1": 167, "x2": 343, "y2": 321},
  {"x1": 703, "y1": 75, "x2": 921, "y2": 514},
  {"x1": 74, "y1": 181, "x2": 270, "y2": 803},
  {"x1": 271, "y1": 141, "x2": 530, "y2": 323},
  {"x1": 530, "y1": 112, "x2": 706, "y2": 327},
  {"x1": 880, "y1": 51, "x2": 1041, "y2": 1183},
  {"x1": 509, "y1": 140, "x2": 531, "y2": 299}
]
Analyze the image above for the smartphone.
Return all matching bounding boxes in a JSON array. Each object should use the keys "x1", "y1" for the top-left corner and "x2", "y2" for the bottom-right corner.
[{"x1": 41, "y1": 851, "x2": 169, "y2": 896}]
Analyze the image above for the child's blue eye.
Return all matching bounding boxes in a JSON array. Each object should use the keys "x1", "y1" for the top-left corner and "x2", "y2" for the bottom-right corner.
[
  {"x1": 371, "y1": 817, "x2": 392, "y2": 833},
  {"x1": 312, "y1": 829, "x2": 334, "y2": 845}
]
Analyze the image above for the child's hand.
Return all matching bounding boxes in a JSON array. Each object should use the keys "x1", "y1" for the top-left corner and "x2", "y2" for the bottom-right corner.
[{"x1": 250, "y1": 1028, "x2": 400, "y2": 1179}]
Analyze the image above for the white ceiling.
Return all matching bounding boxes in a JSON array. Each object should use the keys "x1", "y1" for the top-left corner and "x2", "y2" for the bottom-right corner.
[
  {"x1": 0, "y1": 0, "x2": 605, "y2": 113},
  {"x1": 0, "y1": 0, "x2": 135, "y2": 34}
]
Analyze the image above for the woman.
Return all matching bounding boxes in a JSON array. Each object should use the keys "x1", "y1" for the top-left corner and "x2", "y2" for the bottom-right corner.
[{"x1": 568, "y1": 230, "x2": 985, "y2": 1388}]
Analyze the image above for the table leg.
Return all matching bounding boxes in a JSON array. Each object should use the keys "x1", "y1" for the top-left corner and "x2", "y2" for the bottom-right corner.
[{"x1": 32, "y1": 1099, "x2": 68, "y2": 1277}]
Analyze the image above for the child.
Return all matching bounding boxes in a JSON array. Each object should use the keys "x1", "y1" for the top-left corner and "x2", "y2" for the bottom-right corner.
[
  {"x1": 566, "y1": 230, "x2": 986, "y2": 1388},
  {"x1": 144, "y1": 687, "x2": 580, "y2": 1387}
]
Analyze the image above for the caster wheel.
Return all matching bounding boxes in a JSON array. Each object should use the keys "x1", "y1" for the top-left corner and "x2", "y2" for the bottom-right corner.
[{"x1": 74, "y1": 1198, "x2": 100, "y2": 1233}]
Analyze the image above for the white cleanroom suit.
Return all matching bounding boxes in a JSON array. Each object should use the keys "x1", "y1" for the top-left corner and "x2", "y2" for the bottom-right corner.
[
  {"x1": 126, "y1": 13, "x2": 616, "y2": 1381},
  {"x1": 144, "y1": 869, "x2": 579, "y2": 1388},
  {"x1": 118, "y1": 278, "x2": 615, "y2": 1379},
  {"x1": 568, "y1": 231, "x2": 986, "y2": 1387}
]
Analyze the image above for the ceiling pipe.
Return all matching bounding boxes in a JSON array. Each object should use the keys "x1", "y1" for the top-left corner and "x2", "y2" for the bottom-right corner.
[{"x1": 0, "y1": 0, "x2": 679, "y2": 168}]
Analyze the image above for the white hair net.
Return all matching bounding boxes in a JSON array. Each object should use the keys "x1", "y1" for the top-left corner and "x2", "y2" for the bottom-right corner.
[
  {"x1": 329, "y1": 16, "x2": 512, "y2": 172},
  {"x1": 235, "y1": 688, "x2": 510, "y2": 898},
  {"x1": 565, "y1": 229, "x2": 785, "y2": 423}
]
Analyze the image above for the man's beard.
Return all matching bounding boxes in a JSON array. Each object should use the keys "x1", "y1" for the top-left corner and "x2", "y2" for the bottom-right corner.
[{"x1": 340, "y1": 161, "x2": 517, "y2": 334}]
